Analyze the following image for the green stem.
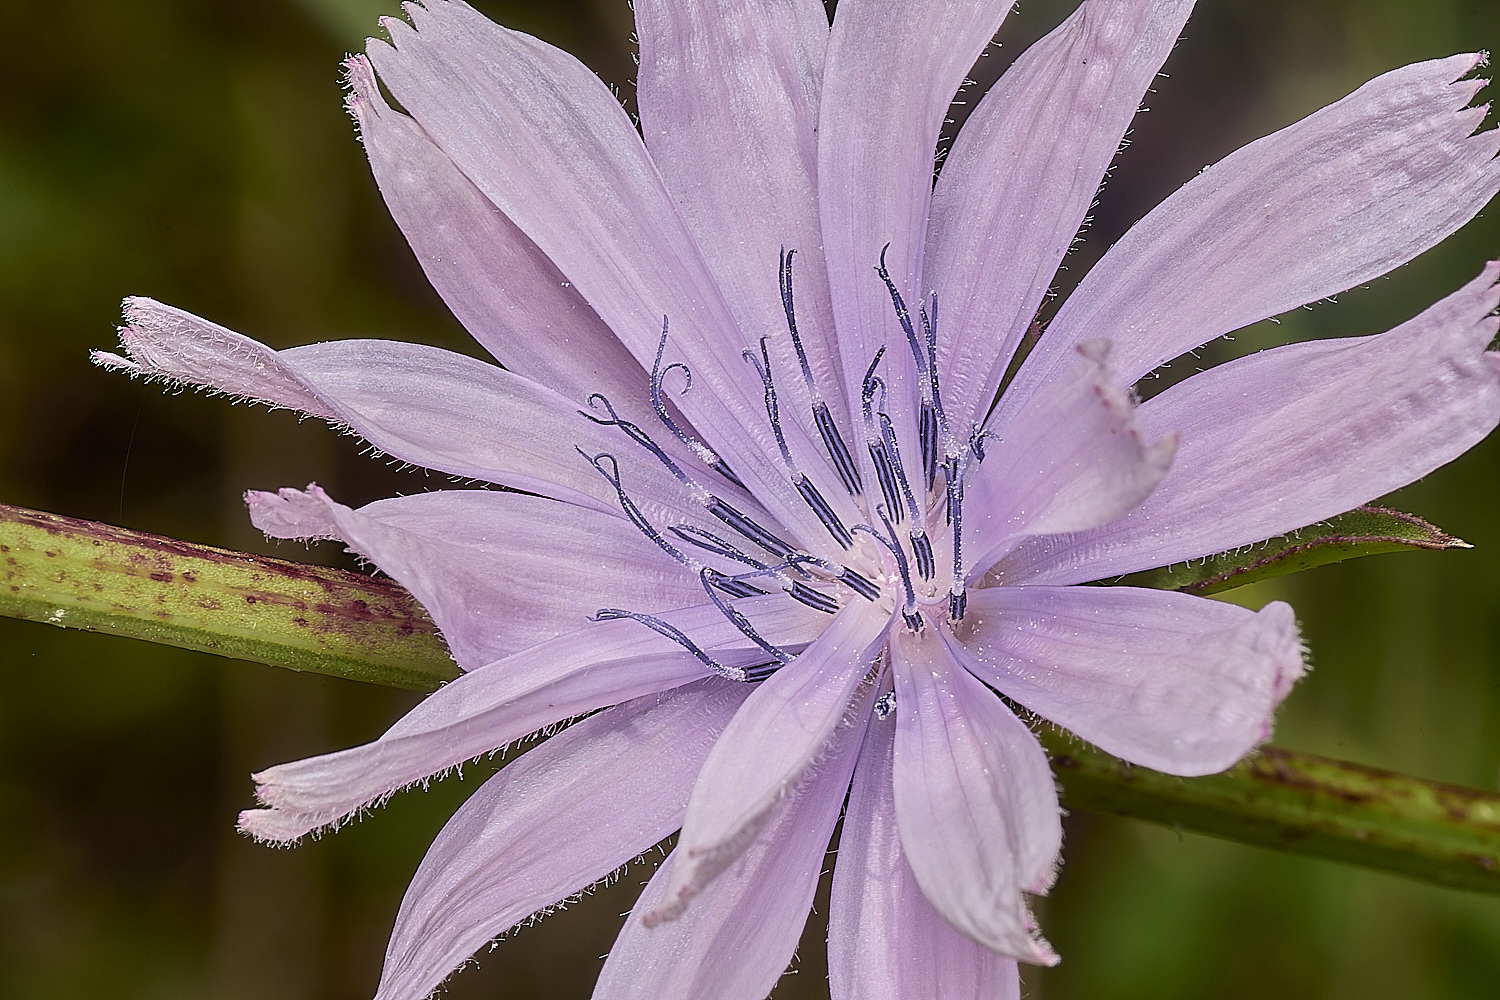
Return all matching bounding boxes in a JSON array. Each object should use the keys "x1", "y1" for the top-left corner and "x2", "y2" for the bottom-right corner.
[
  {"x1": 0, "y1": 502, "x2": 457, "y2": 690},
  {"x1": 1041, "y1": 730, "x2": 1500, "y2": 894},
  {"x1": 3, "y1": 503, "x2": 1497, "y2": 893}
]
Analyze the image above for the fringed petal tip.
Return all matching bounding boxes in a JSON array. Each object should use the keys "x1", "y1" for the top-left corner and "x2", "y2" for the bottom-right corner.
[
  {"x1": 1260, "y1": 600, "x2": 1309, "y2": 712},
  {"x1": 1478, "y1": 259, "x2": 1500, "y2": 304},
  {"x1": 959, "y1": 894, "x2": 1060, "y2": 968},
  {"x1": 343, "y1": 55, "x2": 374, "y2": 120},
  {"x1": 245, "y1": 485, "x2": 342, "y2": 541},
  {"x1": 1021, "y1": 922, "x2": 1062, "y2": 969},
  {"x1": 343, "y1": 53, "x2": 391, "y2": 131},
  {"x1": 637, "y1": 798, "x2": 784, "y2": 927},
  {"x1": 237, "y1": 757, "x2": 368, "y2": 845},
  {"x1": 89, "y1": 349, "x2": 136, "y2": 374},
  {"x1": 1209, "y1": 599, "x2": 1307, "y2": 757},
  {"x1": 1457, "y1": 50, "x2": 1488, "y2": 76},
  {"x1": 236, "y1": 806, "x2": 316, "y2": 847},
  {"x1": 237, "y1": 757, "x2": 389, "y2": 846},
  {"x1": 639, "y1": 610, "x2": 888, "y2": 931},
  {"x1": 94, "y1": 296, "x2": 342, "y2": 420},
  {"x1": 92, "y1": 297, "x2": 167, "y2": 377},
  {"x1": 344, "y1": 52, "x2": 375, "y2": 92},
  {"x1": 1441, "y1": 259, "x2": 1500, "y2": 358}
]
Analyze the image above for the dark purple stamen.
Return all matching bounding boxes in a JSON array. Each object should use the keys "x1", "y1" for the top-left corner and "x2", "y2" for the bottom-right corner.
[
  {"x1": 667, "y1": 526, "x2": 836, "y2": 614},
  {"x1": 589, "y1": 608, "x2": 774, "y2": 683},
  {"x1": 581, "y1": 450, "x2": 766, "y2": 600},
  {"x1": 698, "y1": 568, "x2": 794, "y2": 665},
  {"x1": 702, "y1": 497, "x2": 796, "y2": 560},
  {"x1": 944, "y1": 455, "x2": 968, "y2": 621},
  {"x1": 668, "y1": 523, "x2": 774, "y2": 570},
  {"x1": 579, "y1": 450, "x2": 692, "y2": 567},
  {"x1": 745, "y1": 338, "x2": 853, "y2": 549},
  {"x1": 876, "y1": 410, "x2": 934, "y2": 580},
  {"x1": 781, "y1": 248, "x2": 863, "y2": 496},
  {"x1": 855, "y1": 510, "x2": 922, "y2": 632},
  {"x1": 582, "y1": 394, "x2": 693, "y2": 485},
  {"x1": 815, "y1": 403, "x2": 862, "y2": 496},
  {"x1": 651, "y1": 319, "x2": 746, "y2": 490},
  {"x1": 919, "y1": 295, "x2": 943, "y2": 490},
  {"x1": 584, "y1": 393, "x2": 798, "y2": 560},
  {"x1": 788, "y1": 581, "x2": 839, "y2": 614},
  {"x1": 861, "y1": 351, "x2": 904, "y2": 516},
  {"x1": 788, "y1": 553, "x2": 881, "y2": 603},
  {"x1": 877, "y1": 245, "x2": 941, "y2": 492}
]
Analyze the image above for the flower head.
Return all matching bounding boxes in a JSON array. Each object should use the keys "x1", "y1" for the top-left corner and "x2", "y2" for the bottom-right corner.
[{"x1": 95, "y1": 0, "x2": 1500, "y2": 996}]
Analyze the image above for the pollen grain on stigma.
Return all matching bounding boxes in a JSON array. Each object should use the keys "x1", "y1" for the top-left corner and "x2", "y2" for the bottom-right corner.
[{"x1": 580, "y1": 249, "x2": 989, "y2": 680}]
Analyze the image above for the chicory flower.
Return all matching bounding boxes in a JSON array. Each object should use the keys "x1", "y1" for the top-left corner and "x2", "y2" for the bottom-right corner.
[{"x1": 95, "y1": 0, "x2": 1500, "y2": 997}]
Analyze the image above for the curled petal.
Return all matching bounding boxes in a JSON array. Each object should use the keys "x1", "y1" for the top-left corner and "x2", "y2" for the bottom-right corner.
[
  {"x1": 645, "y1": 602, "x2": 889, "y2": 924},
  {"x1": 250, "y1": 487, "x2": 705, "y2": 668},
  {"x1": 1004, "y1": 262, "x2": 1500, "y2": 585},
  {"x1": 966, "y1": 342, "x2": 1176, "y2": 575},
  {"x1": 593, "y1": 674, "x2": 872, "y2": 1000},
  {"x1": 928, "y1": 0, "x2": 1196, "y2": 431},
  {"x1": 953, "y1": 586, "x2": 1304, "y2": 775},
  {"x1": 891, "y1": 628, "x2": 1061, "y2": 965},
  {"x1": 376, "y1": 679, "x2": 750, "y2": 1000},
  {"x1": 237, "y1": 597, "x2": 827, "y2": 844},
  {"x1": 830, "y1": 708, "x2": 1021, "y2": 1000},
  {"x1": 1000, "y1": 52, "x2": 1500, "y2": 421}
]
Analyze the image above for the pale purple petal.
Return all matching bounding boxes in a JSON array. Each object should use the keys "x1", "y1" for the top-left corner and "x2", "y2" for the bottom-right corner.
[
  {"x1": 635, "y1": 0, "x2": 852, "y2": 435},
  {"x1": 237, "y1": 597, "x2": 827, "y2": 844},
  {"x1": 1003, "y1": 262, "x2": 1500, "y2": 585},
  {"x1": 279, "y1": 340, "x2": 747, "y2": 521},
  {"x1": 829, "y1": 710, "x2": 1021, "y2": 1000},
  {"x1": 927, "y1": 0, "x2": 1196, "y2": 431},
  {"x1": 891, "y1": 628, "x2": 1060, "y2": 966},
  {"x1": 819, "y1": 0, "x2": 1013, "y2": 462},
  {"x1": 345, "y1": 55, "x2": 651, "y2": 412},
  {"x1": 99, "y1": 299, "x2": 742, "y2": 523},
  {"x1": 964, "y1": 342, "x2": 1177, "y2": 575},
  {"x1": 593, "y1": 676, "x2": 873, "y2": 1000},
  {"x1": 367, "y1": 2, "x2": 857, "y2": 550},
  {"x1": 998, "y1": 53, "x2": 1500, "y2": 423},
  {"x1": 376, "y1": 679, "x2": 750, "y2": 1000},
  {"x1": 264, "y1": 487, "x2": 705, "y2": 668},
  {"x1": 953, "y1": 586, "x2": 1304, "y2": 775},
  {"x1": 644, "y1": 602, "x2": 890, "y2": 923}
]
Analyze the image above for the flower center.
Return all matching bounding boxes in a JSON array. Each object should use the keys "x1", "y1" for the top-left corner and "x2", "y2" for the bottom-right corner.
[{"x1": 578, "y1": 248, "x2": 988, "y2": 680}]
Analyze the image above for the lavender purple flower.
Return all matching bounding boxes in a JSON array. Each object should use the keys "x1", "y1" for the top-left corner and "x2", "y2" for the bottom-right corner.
[{"x1": 94, "y1": 0, "x2": 1500, "y2": 996}]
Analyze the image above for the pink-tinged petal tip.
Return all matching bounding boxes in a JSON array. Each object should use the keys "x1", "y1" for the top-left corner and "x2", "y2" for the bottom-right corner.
[{"x1": 245, "y1": 485, "x2": 341, "y2": 541}]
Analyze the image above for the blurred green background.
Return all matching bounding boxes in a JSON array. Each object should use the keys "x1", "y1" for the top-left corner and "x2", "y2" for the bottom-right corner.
[{"x1": 1, "y1": 0, "x2": 1498, "y2": 997}]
